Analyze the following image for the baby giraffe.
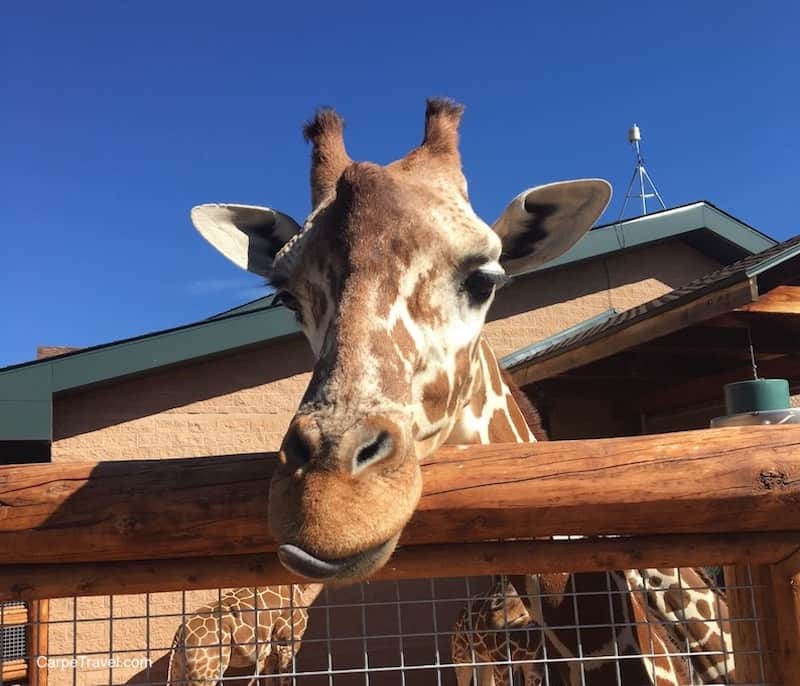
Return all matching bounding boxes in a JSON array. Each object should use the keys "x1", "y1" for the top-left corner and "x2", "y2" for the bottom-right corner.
[
  {"x1": 452, "y1": 579, "x2": 544, "y2": 686},
  {"x1": 166, "y1": 584, "x2": 322, "y2": 686}
]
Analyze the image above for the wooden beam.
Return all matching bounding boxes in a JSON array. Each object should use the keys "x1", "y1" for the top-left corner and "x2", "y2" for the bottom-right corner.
[
  {"x1": 1, "y1": 426, "x2": 799, "y2": 568},
  {"x1": 511, "y1": 278, "x2": 757, "y2": 385},
  {"x1": 771, "y1": 548, "x2": 800, "y2": 685},
  {"x1": 558, "y1": 352, "x2": 727, "y2": 382},
  {"x1": 739, "y1": 285, "x2": 800, "y2": 315},
  {"x1": 0, "y1": 604, "x2": 27, "y2": 624},
  {"x1": 1, "y1": 660, "x2": 26, "y2": 682},
  {"x1": 2, "y1": 533, "x2": 799, "y2": 602},
  {"x1": 723, "y1": 565, "x2": 780, "y2": 683},
  {"x1": 641, "y1": 354, "x2": 800, "y2": 416},
  {"x1": 640, "y1": 323, "x2": 800, "y2": 356}
]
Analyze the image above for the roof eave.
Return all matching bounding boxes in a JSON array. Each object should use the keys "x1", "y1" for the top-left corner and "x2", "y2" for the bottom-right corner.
[{"x1": 510, "y1": 202, "x2": 775, "y2": 281}]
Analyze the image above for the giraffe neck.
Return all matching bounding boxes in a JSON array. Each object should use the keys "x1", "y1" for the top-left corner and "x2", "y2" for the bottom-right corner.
[
  {"x1": 629, "y1": 568, "x2": 735, "y2": 683},
  {"x1": 460, "y1": 338, "x2": 733, "y2": 685},
  {"x1": 293, "y1": 583, "x2": 325, "y2": 607},
  {"x1": 447, "y1": 336, "x2": 538, "y2": 445}
]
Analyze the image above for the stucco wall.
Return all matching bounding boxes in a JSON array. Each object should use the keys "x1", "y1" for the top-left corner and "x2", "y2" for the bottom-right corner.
[
  {"x1": 44, "y1": 239, "x2": 722, "y2": 684},
  {"x1": 52, "y1": 338, "x2": 315, "y2": 463},
  {"x1": 484, "y1": 240, "x2": 721, "y2": 357}
]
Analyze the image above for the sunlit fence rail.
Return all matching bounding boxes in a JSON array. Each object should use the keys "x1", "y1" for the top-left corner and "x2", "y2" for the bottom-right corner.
[{"x1": 1, "y1": 426, "x2": 799, "y2": 684}]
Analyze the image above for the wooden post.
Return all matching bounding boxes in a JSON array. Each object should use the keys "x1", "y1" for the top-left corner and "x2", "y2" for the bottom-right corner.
[
  {"x1": 723, "y1": 565, "x2": 780, "y2": 683},
  {"x1": 771, "y1": 548, "x2": 800, "y2": 685},
  {"x1": 27, "y1": 599, "x2": 48, "y2": 686}
]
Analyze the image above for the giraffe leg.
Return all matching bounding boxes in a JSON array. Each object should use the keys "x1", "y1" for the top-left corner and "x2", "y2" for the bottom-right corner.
[
  {"x1": 246, "y1": 665, "x2": 260, "y2": 686},
  {"x1": 246, "y1": 647, "x2": 270, "y2": 686},
  {"x1": 477, "y1": 663, "x2": 498, "y2": 685},
  {"x1": 520, "y1": 663, "x2": 542, "y2": 686},
  {"x1": 275, "y1": 645, "x2": 295, "y2": 686},
  {"x1": 168, "y1": 620, "x2": 233, "y2": 686},
  {"x1": 454, "y1": 660, "x2": 500, "y2": 686},
  {"x1": 455, "y1": 664, "x2": 475, "y2": 686}
]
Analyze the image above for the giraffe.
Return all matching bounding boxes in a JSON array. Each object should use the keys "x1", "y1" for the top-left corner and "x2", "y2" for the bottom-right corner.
[
  {"x1": 627, "y1": 568, "x2": 735, "y2": 684},
  {"x1": 190, "y1": 99, "x2": 735, "y2": 684},
  {"x1": 451, "y1": 578, "x2": 544, "y2": 686},
  {"x1": 166, "y1": 583, "x2": 322, "y2": 686}
]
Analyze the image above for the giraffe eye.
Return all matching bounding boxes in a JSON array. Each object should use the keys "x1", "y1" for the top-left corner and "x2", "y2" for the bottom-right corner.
[
  {"x1": 462, "y1": 269, "x2": 508, "y2": 305},
  {"x1": 276, "y1": 291, "x2": 304, "y2": 323}
]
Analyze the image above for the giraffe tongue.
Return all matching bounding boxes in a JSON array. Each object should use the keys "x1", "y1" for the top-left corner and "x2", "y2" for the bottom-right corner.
[{"x1": 278, "y1": 544, "x2": 359, "y2": 580}]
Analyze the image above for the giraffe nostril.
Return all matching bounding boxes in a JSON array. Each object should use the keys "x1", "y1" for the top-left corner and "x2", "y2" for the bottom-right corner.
[
  {"x1": 354, "y1": 430, "x2": 393, "y2": 470},
  {"x1": 281, "y1": 422, "x2": 315, "y2": 472}
]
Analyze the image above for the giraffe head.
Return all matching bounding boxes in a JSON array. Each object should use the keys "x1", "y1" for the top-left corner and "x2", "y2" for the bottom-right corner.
[
  {"x1": 484, "y1": 580, "x2": 532, "y2": 629},
  {"x1": 192, "y1": 99, "x2": 610, "y2": 582}
]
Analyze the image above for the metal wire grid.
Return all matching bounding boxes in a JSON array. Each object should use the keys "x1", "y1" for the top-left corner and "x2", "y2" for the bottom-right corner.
[
  {"x1": 1, "y1": 602, "x2": 27, "y2": 663},
  {"x1": 3, "y1": 568, "x2": 772, "y2": 686},
  {"x1": 1, "y1": 601, "x2": 28, "y2": 685}
]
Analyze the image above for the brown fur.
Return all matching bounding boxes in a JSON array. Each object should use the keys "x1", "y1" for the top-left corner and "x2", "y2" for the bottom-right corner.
[
  {"x1": 303, "y1": 109, "x2": 351, "y2": 207},
  {"x1": 421, "y1": 98, "x2": 464, "y2": 156},
  {"x1": 269, "y1": 104, "x2": 504, "y2": 579},
  {"x1": 167, "y1": 584, "x2": 322, "y2": 686},
  {"x1": 407, "y1": 267, "x2": 445, "y2": 326},
  {"x1": 422, "y1": 370, "x2": 451, "y2": 422},
  {"x1": 391, "y1": 319, "x2": 416, "y2": 362},
  {"x1": 500, "y1": 368, "x2": 548, "y2": 441},
  {"x1": 488, "y1": 408, "x2": 518, "y2": 442},
  {"x1": 482, "y1": 340, "x2": 504, "y2": 396},
  {"x1": 392, "y1": 98, "x2": 465, "y2": 176}
]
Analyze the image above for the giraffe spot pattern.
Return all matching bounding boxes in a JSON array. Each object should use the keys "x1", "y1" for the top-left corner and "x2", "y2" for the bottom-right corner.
[
  {"x1": 506, "y1": 393, "x2": 531, "y2": 440},
  {"x1": 488, "y1": 408, "x2": 518, "y2": 442},
  {"x1": 481, "y1": 339, "x2": 503, "y2": 396},
  {"x1": 422, "y1": 370, "x2": 450, "y2": 422},
  {"x1": 407, "y1": 267, "x2": 444, "y2": 326},
  {"x1": 665, "y1": 586, "x2": 692, "y2": 611},
  {"x1": 696, "y1": 597, "x2": 712, "y2": 619}
]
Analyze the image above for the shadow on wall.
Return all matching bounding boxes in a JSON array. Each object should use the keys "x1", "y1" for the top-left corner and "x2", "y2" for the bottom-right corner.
[
  {"x1": 127, "y1": 652, "x2": 264, "y2": 684},
  {"x1": 125, "y1": 578, "x2": 485, "y2": 686},
  {"x1": 53, "y1": 337, "x2": 314, "y2": 440}
]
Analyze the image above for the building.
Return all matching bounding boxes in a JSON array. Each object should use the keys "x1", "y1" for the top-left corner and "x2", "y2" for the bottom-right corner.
[{"x1": 1, "y1": 201, "x2": 796, "y2": 685}]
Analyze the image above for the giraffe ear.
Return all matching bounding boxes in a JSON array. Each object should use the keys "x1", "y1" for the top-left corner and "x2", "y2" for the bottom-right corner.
[
  {"x1": 191, "y1": 203, "x2": 302, "y2": 278},
  {"x1": 492, "y1": 179, "x2": 612, "y2": 277}
]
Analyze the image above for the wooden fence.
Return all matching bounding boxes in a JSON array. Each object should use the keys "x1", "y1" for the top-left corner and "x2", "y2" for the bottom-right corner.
[{"x1": 1, "y1": 425, "x2": 799, "y2": 683}]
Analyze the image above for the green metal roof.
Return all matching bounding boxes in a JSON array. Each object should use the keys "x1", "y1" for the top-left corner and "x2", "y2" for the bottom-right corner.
[
  {"x1": 0, "y1": 305, "x2": 300, "y2": 442},
  {"x1": 499, "y1": 309, "x2": 619, "y2": 369},
  {"x1": 516, "y1": 200, "x2": 773, "y2": 278},
  {"x1": 0, "y1": 201, "x2": 777, "y2": 445},
  {"x1": 505, "y1": 233, "x2": 800, "y2": 379}
]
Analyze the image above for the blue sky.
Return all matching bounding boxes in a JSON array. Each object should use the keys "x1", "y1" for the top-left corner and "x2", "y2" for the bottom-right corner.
[{"x1": 1, "y1": 1, "x2": 798, "y2": 367}]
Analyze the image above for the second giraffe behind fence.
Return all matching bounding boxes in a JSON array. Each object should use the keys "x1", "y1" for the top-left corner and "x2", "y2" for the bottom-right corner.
[
  {"x1": 452, "y1": 578, "x2": 544, "y2": 686},
  {"x1": 166, "y1": 583, "x2": 323, "y2": 686}
]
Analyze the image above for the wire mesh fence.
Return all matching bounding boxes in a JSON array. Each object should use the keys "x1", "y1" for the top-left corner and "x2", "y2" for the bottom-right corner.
[{"x1": 0, "y1": 567, "x2": 774, "y2": 685}]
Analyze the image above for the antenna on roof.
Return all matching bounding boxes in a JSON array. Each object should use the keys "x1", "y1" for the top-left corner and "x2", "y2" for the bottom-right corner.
[{"x1": 617, "y1": 123, "x2": 666, "y2": 220}]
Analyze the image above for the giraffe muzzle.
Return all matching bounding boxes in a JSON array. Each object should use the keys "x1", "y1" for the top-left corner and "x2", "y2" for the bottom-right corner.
[{"x1": 278, "y1": 535, "x2": 400, "y2": 582}]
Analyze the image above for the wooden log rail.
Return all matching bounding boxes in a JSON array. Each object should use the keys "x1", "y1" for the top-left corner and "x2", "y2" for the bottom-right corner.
[{"x1": 1, "y1": 425, "x2": 799, "y2": 602}]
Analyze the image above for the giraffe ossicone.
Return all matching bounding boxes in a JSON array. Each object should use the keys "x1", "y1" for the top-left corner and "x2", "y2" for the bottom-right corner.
[{"x1": 192, "y1": 97, "x2": 611, "y2": 583}]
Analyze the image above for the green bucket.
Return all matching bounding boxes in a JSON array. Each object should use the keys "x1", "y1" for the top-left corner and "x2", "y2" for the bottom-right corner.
[{"x1": 723, "y1": 379, "x2": 791, "y2": 415}]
